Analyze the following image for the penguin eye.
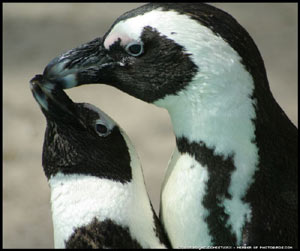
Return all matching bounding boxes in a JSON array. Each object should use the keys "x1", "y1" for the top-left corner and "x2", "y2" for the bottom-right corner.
[
  {"x1": 125, "y1": 41, "x2": 144, "y2": 56},
  {"x1": 95, "y1": 122, "x2": 111, "y2": 137}
]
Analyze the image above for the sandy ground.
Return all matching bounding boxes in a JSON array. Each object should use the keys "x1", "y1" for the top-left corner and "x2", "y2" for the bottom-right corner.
[{"x1": 3, "y1": 3, "x2": 297, "y2": 248}]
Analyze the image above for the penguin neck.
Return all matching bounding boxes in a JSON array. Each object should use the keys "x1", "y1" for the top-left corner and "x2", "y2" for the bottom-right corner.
[
  {"x1": 49, "y1": 134, "x2": 166, "y2": 248},
  {"x1": 49, "y1": 173, "x2": 133, "y2": 248},
  {"x1": 156, "y1": 69, "x2": 260, "y2": 244},
  {"x1": 155, "y1": 65, "x2": 258, "y2": 160}
]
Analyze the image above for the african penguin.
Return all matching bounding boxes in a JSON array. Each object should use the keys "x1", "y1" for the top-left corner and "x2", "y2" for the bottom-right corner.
[
  {"x1": 30, "y1": 75, "x2": 170, "y2": 248},
  {"x1": 41, "y1": 3, "x2": 298, "y2": 248}
]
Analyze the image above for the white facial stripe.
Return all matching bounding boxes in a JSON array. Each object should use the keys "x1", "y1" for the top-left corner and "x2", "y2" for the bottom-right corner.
[
  {"x1": 83, "y1": 103, "x2": 116, "y2": 131},
  {"x1": 104, "y1": 8, "x2": 196, "y2": 50},
  {"x1": 104, "y1": 33, "x2": 134, "y2": 49}
]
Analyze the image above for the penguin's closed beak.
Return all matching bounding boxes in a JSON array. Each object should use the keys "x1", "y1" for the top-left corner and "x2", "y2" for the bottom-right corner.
[
  {"x1": 42, "y1": 37, "x2": 117, "y2": 90},
  {"x1": 30, "y1": 74, "x2": 83, "y2": 128}
]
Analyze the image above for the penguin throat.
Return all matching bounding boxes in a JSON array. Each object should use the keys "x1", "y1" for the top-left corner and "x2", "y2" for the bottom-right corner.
[
  {"x1": 49, "y1": 167, "x2": 165, "y2": 248},
  {"x1": 154, "y1": 66, "x2": 258, "y2": 159},
  {"x1": 155, "y1": 73, "x2": 260, "y2": 244}
]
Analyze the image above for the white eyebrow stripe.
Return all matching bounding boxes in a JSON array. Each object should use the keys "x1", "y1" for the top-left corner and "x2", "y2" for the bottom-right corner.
[
  {"x1": 104, "y1": 33, "x2": 134, "y2": 49},
  {"x1": 82, "y1": 103, "x2": 116, "y2": 131}
]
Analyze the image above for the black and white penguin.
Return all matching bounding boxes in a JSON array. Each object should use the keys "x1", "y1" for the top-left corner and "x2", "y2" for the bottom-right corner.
[
  {"x1": 41, "y1": 3, "x2": 298, "y2": 248},
  {"x1": 30, "y1": 75, "x2": 170, "y2": 248}
]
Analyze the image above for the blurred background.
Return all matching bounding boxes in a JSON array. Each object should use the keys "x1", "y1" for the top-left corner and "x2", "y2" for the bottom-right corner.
[{"x1": 3, "y1": 3, "x2": 297, "y2": 248}]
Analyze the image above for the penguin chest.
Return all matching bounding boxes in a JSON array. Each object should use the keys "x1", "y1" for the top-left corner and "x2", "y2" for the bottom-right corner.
[
  {"x1": 160, "y1": 149, "x2": 212, "y2": 248},
  {"x1": 49, "y1": 173, "x2": 132, "y2": 248}
]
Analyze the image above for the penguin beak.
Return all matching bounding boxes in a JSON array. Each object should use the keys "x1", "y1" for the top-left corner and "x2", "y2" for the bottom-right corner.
[
  {"x1": 30, "y1": 74, "x2": 84, "y2": 127},
  {"x1": 42, "y1": 37, "x2": 117, "y2": 90}
]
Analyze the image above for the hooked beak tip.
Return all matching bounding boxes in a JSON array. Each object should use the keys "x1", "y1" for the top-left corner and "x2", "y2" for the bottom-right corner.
[
  {"x1": 40, "y1": 36, "x2": 116, "y2": 90},
  {"x1": 30, "y1": 74, "x2": 44, "y2": 85}
]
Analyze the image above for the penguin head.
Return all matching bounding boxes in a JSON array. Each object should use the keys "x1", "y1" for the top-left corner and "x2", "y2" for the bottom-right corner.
[
  {"x1": 43, "y1": 3, "x2": 268, "y2": 105},
  {"x1": 30, "y1": 75, "x2": 132, "y2": 183}
]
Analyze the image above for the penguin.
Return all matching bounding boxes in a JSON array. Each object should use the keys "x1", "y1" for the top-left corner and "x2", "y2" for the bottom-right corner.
[
  {"x1": 40, "y1": 3, "x2": 298, "y2": 248},
  {"x1": 30, "y1": 74, "x2": 170, "y2": 249}
]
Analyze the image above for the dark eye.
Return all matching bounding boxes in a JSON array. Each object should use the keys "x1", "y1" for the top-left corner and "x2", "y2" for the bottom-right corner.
[
  {"x1": 95, "y1": 123, "x2": 110, "y2": 137},
  {"x1": 125, "y1": 41, "x2": 144, "y2": 56}
]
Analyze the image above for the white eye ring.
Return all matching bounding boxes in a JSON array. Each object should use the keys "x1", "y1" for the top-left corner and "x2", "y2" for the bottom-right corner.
[
  {"x1": 95, "y1": 121, "x2": 111, "y2": 137},
  {"x1": 125, "y1": 41, "x2": 144, "y2": 56}
]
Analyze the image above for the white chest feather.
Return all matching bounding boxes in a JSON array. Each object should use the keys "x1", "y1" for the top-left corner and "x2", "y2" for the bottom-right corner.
[
  {"x1": 156, "y1": 57, "x2": 258, "y2": 245},
  {"x1": 49, "y1": 172, "x2": 164, "y2": 248},
  {"x1": 49, "y1": 174, "x2": 127, "y2": 248},
  {"x1": 161, "y1": 148, "x2": 211, "y2": 248}
]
